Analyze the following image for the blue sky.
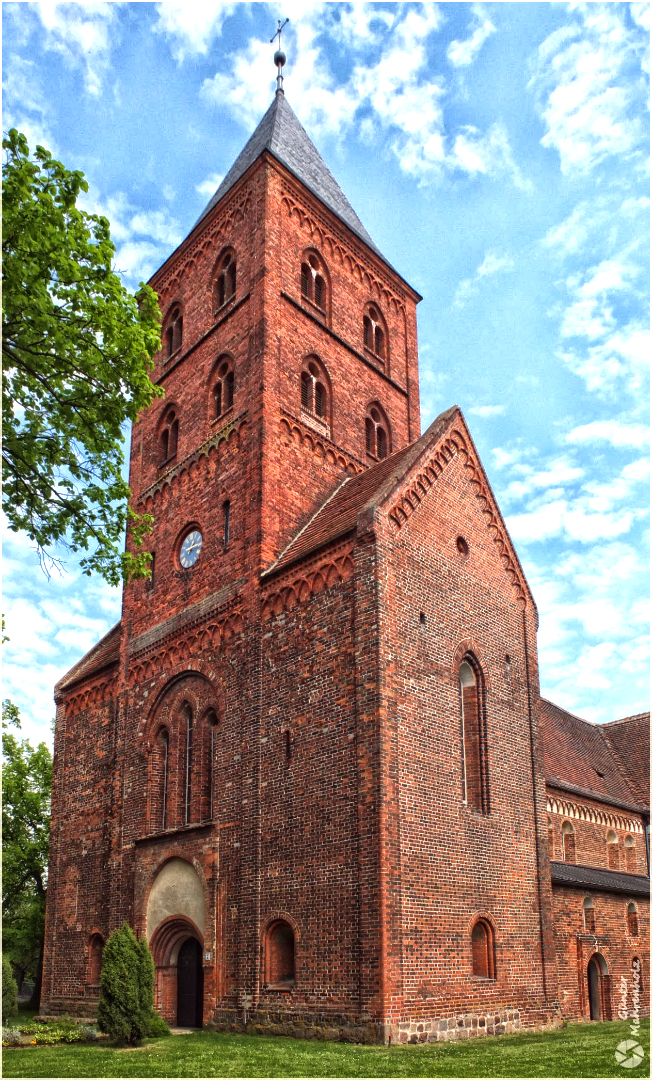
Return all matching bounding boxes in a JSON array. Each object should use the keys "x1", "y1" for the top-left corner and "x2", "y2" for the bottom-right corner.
[{"x1": 2, "y1": 1, "x2": 649, "y2": 748}]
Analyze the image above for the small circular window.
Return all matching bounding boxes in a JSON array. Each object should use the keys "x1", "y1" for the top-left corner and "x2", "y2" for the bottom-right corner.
[
  {"x1": 179, "y1": 528, "x2": 203, "y2": 569},
  {"x1": 456, "y1": 535, "x2": 469, "y2": 557}
]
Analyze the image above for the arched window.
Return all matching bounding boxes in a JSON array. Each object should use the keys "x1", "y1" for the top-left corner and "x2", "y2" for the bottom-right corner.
[
  {"x1": 215, "y1": 250, "x2": 236, "y2": 311},
  {"x1": 223, "y1": 500, "x2": 231, "y2": 546},
  {"x1": 160, "y1": 728, "x2": 169, "y2": 830},
  {"x1": 365, "y1": 403, "x2": 390, "y2": 460},
  {"x1": 300, "y1": 357, "x2": 329, "y2": 424},
  {"x1": 184, "y1": 704, "x2": 193, "y2": 826},
  {"x1": 627, "y1": 902, "x2": 639, "y2": 937},
  {"x1": 606, "y1": 830, "x2": 619, "y2": 870},
  {"x1": 547, "y1": 816, "x2": 554, "y2": 860},
  {"x1": 201, "y1": 708, "x2": 218, "y2": 823},
  {"x1": 562, "y1": 821, "x2": 576, "y2": 863},
  {"x1": 265, "y1": 920, "x2": 295, "y2": 987},
  {"x1": 213, "y1": 358, "x2": 234, "y2": 419},
  {"x1": 459, "y1": 658, "x2": 489, "y2": 814},
  {"x1": 363, "y1": 304, "x2": 388, "y2": 364},
  {"x1": 159, "y1": 408, "x2": 179, "y2": 465},
  {"x1": 164, "y1": 306, "x2": 183, "y2": 359},
  {"x1": 624, "y1": 834, "x2": 636, "y2": 873},
  {"x1": 88, "y1": 934, "x2": 104, "y2": 985},
  {"x1": 471, "y1": 919, "x2": 495, "y2": 979},
  {"x1": 583, "y1": 896, "x2": 595, "y2": 933},
  {"x1": 300, "y1": 251, "x2": 328, "y2": 314}
]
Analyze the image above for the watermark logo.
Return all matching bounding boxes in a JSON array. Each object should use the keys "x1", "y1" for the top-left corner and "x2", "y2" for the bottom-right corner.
[
  {"x1": 615, "y1": 958, "x2": 644, "y2": 1070},
  {"x1": 615, "y1": 1041, "x2": 644, "y2": 1069}
]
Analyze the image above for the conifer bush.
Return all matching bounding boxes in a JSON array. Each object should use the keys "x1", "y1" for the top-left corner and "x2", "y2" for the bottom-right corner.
[
  {"x1": 2, "y1": 956, "x2": 18, "y2": 1019},
  {"x1": 97, "y1": 924, "x2": 154, "y2": 1045}
]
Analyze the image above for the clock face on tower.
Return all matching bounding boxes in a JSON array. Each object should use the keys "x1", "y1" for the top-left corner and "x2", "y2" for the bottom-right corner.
[{"x1": 179, "y1": 529, "x2": 203, "y2": 569}]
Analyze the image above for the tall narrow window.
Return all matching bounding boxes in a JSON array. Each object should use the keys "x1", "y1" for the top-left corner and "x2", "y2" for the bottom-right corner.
[
  {"x1": 300, "y1": 358, "x2": 329, "y2": 424},
  {"x1": 365, "y1": 404, "x2": 390, "y2": 460},
  {"x1": 583, "y1": 896, "x2": 596, "y2": 933},
  {"x1": 210, "y1": 717, "x2": 216, "y2": 821},
  {"x1": 223, "y1": 500, "x2": 231, "y2": 545},
  {"x1": 606, "y1": 830, "x2": 619, "y2": 870},
  {"x1": 562, "y1": 821, "x2": 576, "y2": 863},
  {"x1": 159, "y1": 409, "x2": 179, "y2": 465},
  {"x1": 471, "y1": 919, "x2": 495, "y2": 979},
  {"x1": 184, "y1": 704, "x2": 193, "y2": 825},
  {"x1": 161, "y1": 729, "x2": 169, "y2": 830},
  {"x1": 88, "y1": 935, "x2": 104, "y2": 985},
  {"x1": 627, "y1": 902, "x2": 639, "y2": 936},
  {"x1": 213, "y1": 359, "x2": 234, "y2": 419},
  {"x1": 148, "y1": 552, "x2": 156, "y2": 591},
  {"x1": 165, "y1": 307, "x2": 183, "y2": 358},
  {"x1": 363, "y1": 304, "x2": 388, "y2": 363},
  {"x1": 300, "y1": 251, "x2": 328, "y2": 314},
  {"x1": 215, "y1": 251, "x2": 236, "y2": 311},
  {"x1": 625, "y1": 835, "x2": 636, "y2": 873},
  {"x1": 266, "y1": 920, "x2": 296, "y2": 986},
  {"x1": 459, "y1": 658, "x2": 489, "y2": 814},
  {"x1": 547, "y1": 816, "x2": 554, "y2": 860}
]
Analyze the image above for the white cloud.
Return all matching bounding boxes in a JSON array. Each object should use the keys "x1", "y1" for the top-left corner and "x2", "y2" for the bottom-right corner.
[
  {"x1": 565, "y1": 420, "x2": 650, "y2": 449},
  {"x1": 528, "y1": 4, "x2": 649, "y2": 174},
  {"x1": 469, "y1": 404, "x2": 506, "y2": 418},
  {"x1": 195, "y1": 173, "x2": 224, "y2": 200},
  {"x1": 2, "y1": 53, "x2": 58, "y2": 153},
  {"x1": 200, "y1": 4, "x2": 527, "y2": 189},
  {"x1": 79, "y1": 190, "x2": 182, "y2": 285},
  {"x1": 153, "y1": 1, "x2": 237, "y2": 62},
  {"x1": 34, "y1": 1, "x2": 118, "y2": 97},
  {"x1": 454, "y1": 250, "x2": 514, "y2": 307},
  {"x1": 447, "y1": 3, "x2": 496, "y2": 68}
]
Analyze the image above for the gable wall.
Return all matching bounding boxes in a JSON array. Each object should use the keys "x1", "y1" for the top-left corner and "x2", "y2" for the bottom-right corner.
[{"x1": 375, "y1": 441, "x2": 560, "y2": 1027}]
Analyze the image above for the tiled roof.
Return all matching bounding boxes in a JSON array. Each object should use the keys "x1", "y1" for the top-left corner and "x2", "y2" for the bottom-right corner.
[
  {"x1": 550, "y1": 861, "x2": 650, "y2": 897},
  {"x1": 540, "y1": 698, "x2": 649, "y2": 811},
  {"x1": 263, "y1": 407, "x2": 458, "y2": 580},
  {"x1": 600, "y1": 713, "x2": 650, "y2": 807},
  {"x1": 193, "y1": 92, "x2": 385, "y2": 260},
  {"x1": 56, "y1": 622, "x2": 121, "y2": 691}
]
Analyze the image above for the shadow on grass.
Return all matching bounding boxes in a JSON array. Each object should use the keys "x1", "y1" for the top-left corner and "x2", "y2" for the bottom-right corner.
[{"x1": 2, "y1": 1018, "x2": 649, "y2": 1078}]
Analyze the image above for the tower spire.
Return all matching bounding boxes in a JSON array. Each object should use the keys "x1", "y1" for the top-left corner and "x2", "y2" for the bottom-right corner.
[{"x1": 271, "y1": 18, "x2": 289, "y2": 95}]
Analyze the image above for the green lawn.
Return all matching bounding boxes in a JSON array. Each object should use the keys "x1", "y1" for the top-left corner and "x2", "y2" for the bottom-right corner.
[{"x1": 2, "y1": 1019, "x2": 649, "y2": 1078}]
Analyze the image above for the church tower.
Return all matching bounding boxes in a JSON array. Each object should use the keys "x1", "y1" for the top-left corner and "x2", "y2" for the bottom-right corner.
[{"x1": 41, "y1": 52, "x2": 584, "y2": 1040}]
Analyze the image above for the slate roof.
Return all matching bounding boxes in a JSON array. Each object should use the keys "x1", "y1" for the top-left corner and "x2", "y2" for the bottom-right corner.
[
  {"x1": 550, "y1": 861, "x2": 650, "y2": 897},
  {"x1": 540, "y1": 698, "x2": 649, "y2": 811},
  {"x1": 56, "y1": 622, "x2": 121, "y2": 691},
  {"x1": 262, "y1": 407, "x2": 458, "y2": 579},
  {"x1": 193, "y1": 91, "x2": 384, "y2": 260}
]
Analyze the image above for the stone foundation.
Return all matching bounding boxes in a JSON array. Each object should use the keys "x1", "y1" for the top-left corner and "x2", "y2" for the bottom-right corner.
[
  {"x1": 209, "y1": 1008, "x2": 383, "y2": 1044},
  {"x1": 39, "y1": 997, "x2": 99, "y2": 1020},
  {"x1": 388, "y1": 1008, "x2": 521, "y2": 1044}
]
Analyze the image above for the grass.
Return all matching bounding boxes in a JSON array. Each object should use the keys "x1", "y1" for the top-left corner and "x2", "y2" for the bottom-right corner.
[{"x1": 2, "y1": 1018, "x2": 649, "y2": 1078}]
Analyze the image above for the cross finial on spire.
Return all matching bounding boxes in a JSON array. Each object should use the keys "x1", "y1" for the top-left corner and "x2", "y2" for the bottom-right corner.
[{"x1": 271, "y1": 18, "x2": 289, "y2": 95}]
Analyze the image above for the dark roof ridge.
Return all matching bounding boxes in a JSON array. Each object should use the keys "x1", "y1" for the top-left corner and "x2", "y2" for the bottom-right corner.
[
  {"x1": 540, "y1": 696, "x2": 604, "y2": 728},
  {"x1": 262, "y1": 475, "x2": 352, "y2": 580},
  {"x1": 545, "y1": 776, "x2": 647, "y2": 815}
]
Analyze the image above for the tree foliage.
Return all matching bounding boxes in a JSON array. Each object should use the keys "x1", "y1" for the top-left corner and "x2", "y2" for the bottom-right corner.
[
  {"x1": 2, "y1": 700, "x2": 52, "y2": 1006},
  {"x1": 97, "y1": 924, "x2": 155, "y2": 1045},
  {"x1": 2, "y1": 955, "x2": 19, "y2": 1019},
  {"x1": 2, "y1": 129, "x2": 163, "y2": 585}
]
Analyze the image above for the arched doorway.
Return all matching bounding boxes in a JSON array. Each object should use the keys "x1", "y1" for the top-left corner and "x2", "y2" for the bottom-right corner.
[
  {"x1": 587, "y1": 954, "x2": 610, "y2": 1021},
  {"x1": 177, "y1": 938, "x2": 204, "y2": 1027}
]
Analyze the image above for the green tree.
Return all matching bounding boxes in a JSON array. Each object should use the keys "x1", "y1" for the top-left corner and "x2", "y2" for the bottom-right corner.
[
  {"x1": 2, "y1": 129, "x2": 163, "y2": 585},
  {"x1": 2, "y1": 954, "x2": 19, "y2": 1019},
  {"x1": 97, "y1": 924, "x2": 155, "y2": 1045},
  {"x1": 2, "y1": 700, "x2": 52, "y2": 1008}
]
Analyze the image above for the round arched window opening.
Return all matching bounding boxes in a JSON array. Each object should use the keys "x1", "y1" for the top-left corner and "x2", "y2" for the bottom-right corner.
[
  {"x1": 456, "y1": 536, "x2": 469, "y2": 557},
  {"x1": 265, "y1": 920, "x2": 296, "y2": 987},
  {"x1": 583, "y1": 896, "x2": 596, "y2": 933}
]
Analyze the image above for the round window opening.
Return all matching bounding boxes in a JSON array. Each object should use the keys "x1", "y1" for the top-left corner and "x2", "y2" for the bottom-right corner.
[
  {"x1": 456, "y1": 535, "x2": 469, "y2": 557},
  {"x1": 179, "y1": 528, "x2": 203, "y2": 569}
]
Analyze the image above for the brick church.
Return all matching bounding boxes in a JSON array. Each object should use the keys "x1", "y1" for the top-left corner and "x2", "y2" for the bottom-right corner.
[{"x1": 41, "y1": 65, "x2": 649, "y2": 1041}]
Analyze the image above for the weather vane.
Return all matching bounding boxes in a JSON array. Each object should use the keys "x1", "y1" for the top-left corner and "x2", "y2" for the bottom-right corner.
[{"x1": 271, "y1": 18, "x2": 289, "y2": 95}]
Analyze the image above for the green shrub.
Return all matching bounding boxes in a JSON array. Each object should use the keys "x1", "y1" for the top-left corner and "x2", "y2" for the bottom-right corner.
[
  {"x1": 2, "y1": 956, "x2": 18, "y2": 1020},
  {"x1": 97, "y1": 924, "x2": 155, "y2": 1045},
  {"x1": 148, "y1": 1010, "x2": 171, "y2": 1037}
]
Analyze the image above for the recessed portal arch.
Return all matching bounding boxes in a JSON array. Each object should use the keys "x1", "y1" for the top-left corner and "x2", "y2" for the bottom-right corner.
[{"x1": 147, "y1": 858, "x2": 206, "y2": 1028}]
